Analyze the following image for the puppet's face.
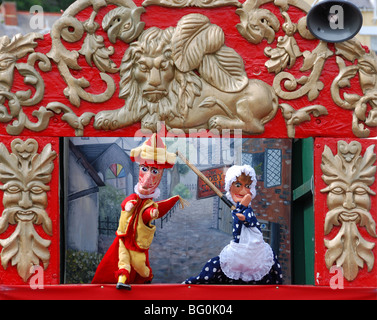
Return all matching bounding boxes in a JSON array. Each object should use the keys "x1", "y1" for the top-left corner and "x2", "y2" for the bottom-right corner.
[
  {"x1": 138, "y1": 165, "x2": 164, "y2": 195},
  {"x1": 229, "y1": 173, "x2": 253, "y2": 204}
]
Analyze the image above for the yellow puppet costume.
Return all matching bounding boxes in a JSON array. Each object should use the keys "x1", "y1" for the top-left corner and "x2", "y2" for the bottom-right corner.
[
  {"x1": 92, "y1": 134, "x2": 185, "y2": 289},
  {"x1": 117, "y1": 196, "x2": 158, "y2": 280}
]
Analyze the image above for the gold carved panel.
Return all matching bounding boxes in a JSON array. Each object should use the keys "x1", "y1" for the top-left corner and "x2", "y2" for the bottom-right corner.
[
  {"x1": 0, "y1": 0, "x2": 375, "y2": 137},
  {"x1": 321, "y1": 140, "x2": 376, "y2": 281},
  {"x1": 0, "y1": 139, "x2": 57, "y2": 282}
]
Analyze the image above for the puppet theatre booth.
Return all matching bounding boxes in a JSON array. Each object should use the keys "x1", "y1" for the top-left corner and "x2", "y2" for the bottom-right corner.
[{"x1": 0, "y1": 0, "x2": 375, "y2": 300}]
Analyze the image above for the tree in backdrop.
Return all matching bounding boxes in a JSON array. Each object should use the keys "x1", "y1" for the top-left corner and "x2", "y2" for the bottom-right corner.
[{"x1": 99, "y1": 184, "x2": 126, "y2": 223}]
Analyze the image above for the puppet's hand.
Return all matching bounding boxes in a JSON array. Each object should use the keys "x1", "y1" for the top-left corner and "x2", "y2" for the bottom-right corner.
[
  {"x1": 125, "y1": 201, "x2": 135, "y2": 212},
  {"x1": 235, "y1": 194, "x2": 252, "y2": 221},
  {"x1": 151, "y1": 208, "x2": 159, "y2": 219}
]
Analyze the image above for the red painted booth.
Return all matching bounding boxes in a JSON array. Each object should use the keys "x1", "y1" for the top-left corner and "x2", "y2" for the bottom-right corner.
[{"x1": 0, "y1": 0, "x2": 375, "y2": 300}]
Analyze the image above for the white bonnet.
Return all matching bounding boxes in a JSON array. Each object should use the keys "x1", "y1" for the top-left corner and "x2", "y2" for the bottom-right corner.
[{"x1": 224, "y1": 165, "x2": 257, "y2": 203}]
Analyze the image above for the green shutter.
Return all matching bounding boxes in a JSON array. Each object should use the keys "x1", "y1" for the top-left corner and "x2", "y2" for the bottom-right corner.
[{"x1": 292, "y1": 138, "x2": 315, "y2": 285}]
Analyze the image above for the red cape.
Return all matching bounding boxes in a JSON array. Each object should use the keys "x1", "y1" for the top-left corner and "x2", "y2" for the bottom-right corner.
[{"x1": 92, "y1": 195, "x2": 181, "y2": 284}]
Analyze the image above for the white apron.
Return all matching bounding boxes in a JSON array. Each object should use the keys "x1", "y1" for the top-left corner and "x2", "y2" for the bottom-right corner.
[{"x1": 219, "y1": 225, "x2": 275, "y2": 282}]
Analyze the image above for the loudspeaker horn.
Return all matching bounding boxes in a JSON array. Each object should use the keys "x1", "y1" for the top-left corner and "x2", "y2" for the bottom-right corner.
[{"x1": 306, "y1": 0, "x2": 363, "y2": 43}]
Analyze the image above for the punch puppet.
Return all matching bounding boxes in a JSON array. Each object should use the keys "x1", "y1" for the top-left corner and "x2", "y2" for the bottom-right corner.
[
  {"x1": 184, "y1": 164, "x2": 283, "y2": 285},
  {"x1": 92, "y1": 134, "x2": 185, "y2": 289}
]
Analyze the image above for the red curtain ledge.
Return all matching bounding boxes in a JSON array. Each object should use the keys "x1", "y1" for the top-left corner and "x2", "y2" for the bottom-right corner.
[{"x1": 0, "y1": 284, "x2": 376, "y2": 300}]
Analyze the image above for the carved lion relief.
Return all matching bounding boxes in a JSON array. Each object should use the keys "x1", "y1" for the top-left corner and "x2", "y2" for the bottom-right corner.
[
  {"x1": 0, "y1": 139, "x2": 57, "y2": 282},
  {"x1": 321, "y1": 140, "x2": 376, "y2": 281},
  {"x1": 93, "y1": 14, "x2": 280, "y2": 134}
]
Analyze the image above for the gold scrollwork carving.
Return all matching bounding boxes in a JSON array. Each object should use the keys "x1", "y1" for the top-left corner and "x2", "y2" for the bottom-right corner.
[
  {"x1": 332, "y1": 41, "x2": 377, "y2": 138},
  {"x1": 236, "y1": 0, "x2": 330, "y2": 135},
  {"x1": 280, "y1": 103, "x2": 328, "y2": 138},
  {"x1": 46, "y1": 0, "x2": 145, "y2": 108},
  {"x1": 237, "y1": 0, "x2": 332, "y2": 102},
  {"x1": 0, "y1": 0, "x2": 375, "y2": 137},
  {"x1": 264, "y1": 12, "x2": 302, "y2": 74},
  {"x1": 236, "y1": 0, "x2": 311, "y2": 45},
  {"x1": 0, "y1": 33, "x2": 55, "y2": 135},
  {"x1": 0, "y1": 0, "x2": 147, "y2": 136},
  {"x1": 321, "y1": 140, "x2": 376, "y2": 281},
  {"x1": 236, "y1": 6, "x2": 280, "y2": 45},
  {"x1": 236, "y1": 0, "x2": 377, "y2": 137},
  {"x1": 46, "y1": 1, "x2": 139, "y2": 107},
  {"x1": 273, "y1": 41, "x2": 334, "y2": 101},
  {"x1": 236, "y1": 0, "x2": 377, "y2": 138},
  {"x1": 0, "y1": 139, "x2": 57, "y2": 282}
]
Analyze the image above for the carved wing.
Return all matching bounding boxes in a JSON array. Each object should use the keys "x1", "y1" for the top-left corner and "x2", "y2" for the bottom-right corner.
[
  {"x1": 172, "y1": 14, "x2": 224, "y2": 72},
  {"x1": 172, "y1": 14, "x2": 248, "y2": 92},
  {"x1": 199, "y1": 46, "x2": 248, "y2": 92}
]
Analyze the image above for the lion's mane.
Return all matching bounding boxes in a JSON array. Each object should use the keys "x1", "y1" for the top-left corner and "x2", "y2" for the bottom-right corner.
[{"x1": 118, "y1": 27, "x2": 202, "y2": 122}]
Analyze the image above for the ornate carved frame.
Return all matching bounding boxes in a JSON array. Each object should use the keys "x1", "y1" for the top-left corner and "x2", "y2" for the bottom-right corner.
[{"x1": 0, "y1": 0, "x2": 375, "y2": 285}]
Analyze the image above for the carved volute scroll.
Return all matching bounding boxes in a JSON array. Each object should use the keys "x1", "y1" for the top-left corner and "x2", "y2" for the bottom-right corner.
[
  {"x1": 332, "y1": 41, "x2": 377, "y2": 138},
  {"x1": 47, "y1": 0, "x2": 145, "y2": 108},
  {"x1": 0, "y1": 139, "x2": 57, "y2": 282},
  {"x1": 320, "y1": 141, "x2": 376, "y2": 281},
  {"x1": 0, "y1": 33, "x2": 53, "y2": 135}
]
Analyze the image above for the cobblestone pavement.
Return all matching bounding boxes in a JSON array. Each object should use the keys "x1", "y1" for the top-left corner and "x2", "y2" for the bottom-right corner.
[{"x1": 149, "y1": 197, "x2": 231, "y2": 283}]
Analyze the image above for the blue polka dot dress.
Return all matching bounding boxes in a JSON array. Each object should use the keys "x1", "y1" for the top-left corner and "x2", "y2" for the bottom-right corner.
[
  {"x1": 232, "y1": 203, "x2": 261, "y2": 242},
  {"x1": 184, "y1": 203, "x2": 283, "y2": 285}
]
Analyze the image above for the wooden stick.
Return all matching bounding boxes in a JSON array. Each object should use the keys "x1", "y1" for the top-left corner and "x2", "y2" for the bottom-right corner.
[{"x1": 176, "y1": 151, "x2": 235, "y2": 210}]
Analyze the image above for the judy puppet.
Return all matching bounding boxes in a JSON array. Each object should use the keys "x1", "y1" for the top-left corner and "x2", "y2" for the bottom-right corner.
[{"x1": 184, "y1": 164, "x2": 283, "y2": 284}]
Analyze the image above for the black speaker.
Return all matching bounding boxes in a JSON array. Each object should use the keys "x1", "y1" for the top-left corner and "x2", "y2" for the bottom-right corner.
[{"x1": 306, "y1": 0, "x2": 363, "y2": 43}]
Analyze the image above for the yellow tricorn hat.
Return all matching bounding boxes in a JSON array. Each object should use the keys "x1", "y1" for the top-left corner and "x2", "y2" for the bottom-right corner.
[{"x1": 130, "y1": 133, "x2": 176, "y2": 169}]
